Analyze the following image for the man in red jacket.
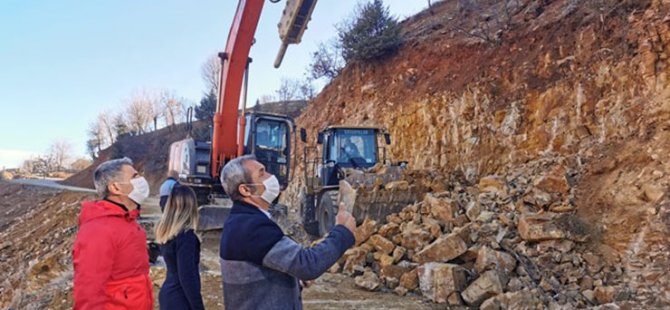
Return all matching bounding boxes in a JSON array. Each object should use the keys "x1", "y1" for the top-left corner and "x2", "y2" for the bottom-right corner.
[{"x1": 73, "y1": 157, "x2": 153, "y2": 309}]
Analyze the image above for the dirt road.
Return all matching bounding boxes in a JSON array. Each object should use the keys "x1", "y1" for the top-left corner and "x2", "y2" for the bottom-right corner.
[{"x1": 1, "y1": 182, "x2": 442, "y2": 309}]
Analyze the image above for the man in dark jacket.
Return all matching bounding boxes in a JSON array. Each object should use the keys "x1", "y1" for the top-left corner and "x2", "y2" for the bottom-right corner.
[
  {"x1": 72, "y1": 157, "x2": 153, "y2": 309},
  {"x1": 219, "y1": 155, "x2": 357, "y2": 309}
]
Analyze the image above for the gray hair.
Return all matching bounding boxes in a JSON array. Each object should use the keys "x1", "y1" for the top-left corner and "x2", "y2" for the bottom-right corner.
[
  {"x1": 220, "y1": 155, "x2": 256, "y2": 201},
  {"x1": 93, "y1": 157, "x2": 134, "y2": 198}
]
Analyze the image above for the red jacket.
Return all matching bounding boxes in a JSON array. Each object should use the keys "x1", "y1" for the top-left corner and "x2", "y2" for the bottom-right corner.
[{"x1": 73, "y1": 200, "x2": 153, "y2": 310}]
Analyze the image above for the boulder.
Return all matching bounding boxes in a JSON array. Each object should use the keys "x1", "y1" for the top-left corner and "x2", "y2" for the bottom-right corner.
[
  {"x1": 462, "y1": 270, "x2": 506, "y2": 306},
  {"x1": 355, "y1": 270, "x2": 381, "y2": 291},
  {"x1": 368, "y1": 235, "x2": 395, "y2": 254},
  {"x1": 414, "y1": 233, "x2": 468, "y2": 263},
  {"x1": 418, "y1": 263, "x2": 467, "y2": 303}
]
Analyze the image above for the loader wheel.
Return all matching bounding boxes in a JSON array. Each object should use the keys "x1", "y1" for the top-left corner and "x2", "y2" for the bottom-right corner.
[{"x1": 317, "y1": 190, "x2": 338, "y2": 237}]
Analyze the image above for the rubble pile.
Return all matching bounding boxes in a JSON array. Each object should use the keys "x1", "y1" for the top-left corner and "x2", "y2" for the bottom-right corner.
[{"x1": 334, "y1": 159, "x2": 638, "y2": 308}]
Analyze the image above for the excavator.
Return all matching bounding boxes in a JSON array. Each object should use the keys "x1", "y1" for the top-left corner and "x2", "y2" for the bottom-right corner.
[
  {"x1": 299, "y1": 126, "x2": 421, "y2": 236},
  {"x1": 168, "y1": 0, "x2": 318, "y2": 231}
]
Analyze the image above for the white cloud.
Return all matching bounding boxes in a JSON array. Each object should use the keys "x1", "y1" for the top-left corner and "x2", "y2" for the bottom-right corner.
[{"x1": 0, "y1": 149, "x2": 38, "y2": 169}]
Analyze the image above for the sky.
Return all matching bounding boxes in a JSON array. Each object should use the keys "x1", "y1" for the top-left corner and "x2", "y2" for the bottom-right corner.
[{"x1": 0, "y1": 0, "x2": 429, "y2": 169}]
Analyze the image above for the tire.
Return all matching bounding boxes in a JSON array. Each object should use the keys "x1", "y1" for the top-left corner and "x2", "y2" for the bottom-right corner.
[{"x1": 317, "y1": 190, "x2": 339, "y2": 237}]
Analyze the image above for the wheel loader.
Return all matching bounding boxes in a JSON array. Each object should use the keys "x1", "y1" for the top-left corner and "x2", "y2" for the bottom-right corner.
[{"x1": 299, "y1": 126, "x2": 422, "y2": 236}]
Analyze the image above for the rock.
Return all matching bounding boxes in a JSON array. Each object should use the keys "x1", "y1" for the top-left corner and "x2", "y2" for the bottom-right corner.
[
  {"x1": 378, "y1": 253, "x2": 394, "y2": 267},
  {"x1": 414, "y1": 233, "x2": 468, "y2": 263},
  {"x1": 582, "y1": 252, "x2": 603, "y2": 273},
  {"x1": 594, "y1": 286, "x2": 615, "y2": 304},
  {"x1": 482, "y1": 290, "x2": 543, "y2": 309},
  {"x1": 342, "y1": 247, "x2": 367, "y2": 275},
  {"x1": 642, "y1": 184, "x2": 665, "y2": 202},
  {"x1": 466, "y1": 201, "x2": 482, "y2": 221},
  {"x1": 392, "y1": 246, "x2": 406, "y2": 263},
  {"x1": 518, "y1": 213, "x2": 567, "y2": 241},
  {"x1": 385, "y1": 180, "x2": 409, "y2": 191},
  {"x1": 582, "y1": 289, "x2": 595, "y2": 303},
  {"x1": 368, "y1": 235, "x2": 395, "y2": 254},
  {"x1": 479, "y1": 175, "x2": 507, "y2": 195},
  {"x1": 481, "y1": 296, "x2": 502, "y2": 310},
  {"x1": 580, "y1": 276, "x2": 594, "y2": 290},
  {"x1": 378, "y1": 222, "x2": 400, "y2": 238},
  {"x1": 461, "y1": 245, "x2": 481, "y2": 262},
  {"x1": 355, "y1": 270, "x2": 380, "y2": 291},
  {"x1": 422, "y1": 222, "x2": 442, "y2": 239},
  {"x1": 399, "y1": 269, "x2": 419, "y2": 290},
  {"x1": 537, "y1": 240, "x2": 574, "y2": 253},
  {"x1": 328, "y1": 262, "x2": 341, "y2": 273},
  {"x1": 354, "y1": 218, "x2": 377, "y2": 245},
  {"x1": 539, "y1": 276, "x2": 561, "y2": 292},
  {"x1": 418, "y1": 263, "x2": 467, "y2": 303},
  {"x1": 386, "y1": 214, "x2": 403, "y2": 224},
  {"x1": 533, "y1": 165, "x2": 569, "y2": 195},
  {"x1": 394, "y1": 286, "x2": 408, "y2": 296},
  {"x1": 462, "y1": 270, "x2": 505, "y2": 306},
  {"x1": 475, "y1": 246, "x2": 517, "y2": 273},
  {"x1": 476, "y1": 211, "x2": 496, "y2": 223},
  {"x1": 447, "y1": 292, "x2": 464, "y2": 306},
  {"x1": 400, "y1": 224, "x2": 432, "y2": 251},
  {"x1": 423, "y1": 193, "x2": 457, "y2": 223},
  {"x1": 507, "y1": 277, "x2": 524, "y2": 291},
  {"x1": 380, "y1": 265, "x2": 410, "y2": 282}
]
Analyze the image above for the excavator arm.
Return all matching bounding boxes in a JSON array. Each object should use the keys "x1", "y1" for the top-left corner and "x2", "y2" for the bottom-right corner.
[{"x1": 210, "y1": 0, "x2": 318, "y2": 178}]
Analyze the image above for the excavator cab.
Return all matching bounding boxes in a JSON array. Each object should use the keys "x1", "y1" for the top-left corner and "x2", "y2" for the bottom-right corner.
[
  {"x1": 168, "y1": 112, "x2": 293, "y2": 208},
  {"x1": 242, "y1": 112, "x2": 294, "y2": 188}
]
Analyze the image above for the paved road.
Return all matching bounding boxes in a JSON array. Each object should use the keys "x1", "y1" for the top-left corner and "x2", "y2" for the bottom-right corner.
[{"x1": 10, "y1": 178, "x2": 96, "y2": 193}]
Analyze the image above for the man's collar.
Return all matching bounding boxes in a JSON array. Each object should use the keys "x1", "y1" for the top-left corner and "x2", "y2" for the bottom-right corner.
[
  {"x1": 103, "y1": 198, "x2": 129, "y2": 212},
  {"x1": 233, "y1": 200, "x2": 271, "y2": 218}
]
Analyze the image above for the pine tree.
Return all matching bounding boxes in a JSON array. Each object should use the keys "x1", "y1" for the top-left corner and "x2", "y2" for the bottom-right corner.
[
  {"x1": 339, "y1": 0, "x2": 402, "y2": 62},
  {"x1": 195, "y1": 90, "x2": 217, "y2": 121}
]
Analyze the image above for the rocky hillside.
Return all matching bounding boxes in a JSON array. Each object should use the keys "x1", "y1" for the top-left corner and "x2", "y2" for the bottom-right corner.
[{"x1": 283, "y1": 0, "x2": 670, "y2": 307}]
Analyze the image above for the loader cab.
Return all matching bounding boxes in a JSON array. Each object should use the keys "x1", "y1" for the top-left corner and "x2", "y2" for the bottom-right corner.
[
  {"x1": 316, "y1": 126, "x2": 390, "y2": 187},
  {"x1": 243, "y1": 112, "x2": 293, "y2": 189}
]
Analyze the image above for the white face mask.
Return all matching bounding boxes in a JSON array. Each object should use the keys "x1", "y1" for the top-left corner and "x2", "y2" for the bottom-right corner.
[
  {"x1": 121, "y1": 177, "x2": 150, "y2": 205},
  {"x1": 248, "y1": 175, "x2": 281, "y2": 205}
]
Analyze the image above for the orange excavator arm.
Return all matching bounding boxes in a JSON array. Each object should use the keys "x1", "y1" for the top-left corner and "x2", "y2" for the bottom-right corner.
[
  {"x1": 210, "y1": 0, "x2": 318, "y2": 178},
  {"x1": 211, "y1": 0, "x2": 265, "y2": 178}
]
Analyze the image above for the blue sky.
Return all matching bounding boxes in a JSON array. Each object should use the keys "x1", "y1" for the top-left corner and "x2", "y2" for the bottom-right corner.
[{"x1": 0, "y1": 0, "x2": 428, "y2": 169}]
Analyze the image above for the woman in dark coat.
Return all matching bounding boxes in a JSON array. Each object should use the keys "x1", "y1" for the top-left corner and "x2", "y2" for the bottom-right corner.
[{"x1": 155, "y1": 185, "x2": 204, "y2": 310}]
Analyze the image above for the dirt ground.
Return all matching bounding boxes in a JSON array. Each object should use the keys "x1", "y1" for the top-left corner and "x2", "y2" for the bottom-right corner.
[{"x1": 0, "y1": 182, "x2": 445, "y2": 309}]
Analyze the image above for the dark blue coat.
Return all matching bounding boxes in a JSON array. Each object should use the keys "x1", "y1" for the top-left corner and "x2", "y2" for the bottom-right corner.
[
  {"x1": 159, "y1": 229, "x2": 204, "y2": 310},
  {"x1": 220, "y1": 200, "x2": 355, "y2": 309}
]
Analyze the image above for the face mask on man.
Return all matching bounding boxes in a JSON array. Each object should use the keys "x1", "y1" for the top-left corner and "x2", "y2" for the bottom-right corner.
[
  {"x1": 247, "y1": 175, "x2": 281, "y2": 204},
  {"x1": 118, "y1": 177, "x2": 150, "y2": 205}
]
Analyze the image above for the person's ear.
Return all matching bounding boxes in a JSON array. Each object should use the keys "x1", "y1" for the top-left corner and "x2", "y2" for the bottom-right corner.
[
  {"x1": 238, "y1": 184, "x2": 252, "y2": 197},
  {"x1": 108, "y1": 182, "x2": 124, "y2": 196}
]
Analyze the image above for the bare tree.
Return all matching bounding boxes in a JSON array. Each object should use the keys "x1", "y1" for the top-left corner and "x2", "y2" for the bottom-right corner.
[
  {"x1": 161, "y1": 90, "x2": 185, "y2": 127},
  {"x1": 47, "y1": 140, "x2": 73, "y2": 171},
  {"x1": 276, "y1": 78, "x2": 301, "y2": 102},
  {"x1": 97, "y1": 111, "x2": 116, "y2": 146},
  {"x1": 258, "y1": 94, "x2": 276, "y2": 105},
  {"x1": 299, "y1": 77, "x2": 316, "y2": 100},
  {"x1": 87, "y1": 121, "x2": 105, "y2": 155},
  {"x1": 309, "y1": 41, "x2": 344, "y2": 81},
  {"x1": 202, "y1": 54, "x2": 221, "y2": 97},
  {"x1": 125, "y1": 89, "x2": 158, "y2": 134},
  {"x1": 451, "y1": 0, "x2": 521, "y2": 45}
]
